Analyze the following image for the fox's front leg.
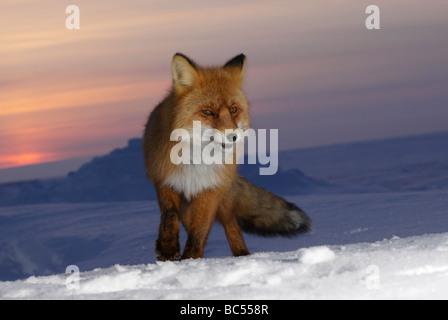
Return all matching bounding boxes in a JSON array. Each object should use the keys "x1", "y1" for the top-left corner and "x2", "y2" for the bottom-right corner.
[
  {"x1": 155, "y1": 186, "x2": 181, "y2": 261},
  {"x1": 217, "y1": 201, "x2": 250, "y2": 257},
  {"x1": 180, "y1": 189, "x2": 222, "y2": 260}
]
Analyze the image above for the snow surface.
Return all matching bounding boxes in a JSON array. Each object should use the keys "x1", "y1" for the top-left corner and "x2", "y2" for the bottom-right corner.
[
  {"x1": 1, "y1": 233, "x2": 448, "y2": 299},
  {"x1": 1, "y1": 131, "x2": 448, "y2": 299}
]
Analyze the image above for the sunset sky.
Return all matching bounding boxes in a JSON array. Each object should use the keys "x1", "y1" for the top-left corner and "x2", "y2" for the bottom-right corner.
[{"x1": 1, "y1": 0, "x2": 447, "y2": 179}]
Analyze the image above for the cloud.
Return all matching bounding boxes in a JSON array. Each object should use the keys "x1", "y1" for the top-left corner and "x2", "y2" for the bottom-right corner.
[{"x1": 1, "y1": 0, "x2": 447, "y2": 173}]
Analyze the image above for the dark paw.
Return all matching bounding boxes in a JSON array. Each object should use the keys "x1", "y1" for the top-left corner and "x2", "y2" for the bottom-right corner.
[{"x1": 155, "y1": 239, "x2": 180, "y2": 261}]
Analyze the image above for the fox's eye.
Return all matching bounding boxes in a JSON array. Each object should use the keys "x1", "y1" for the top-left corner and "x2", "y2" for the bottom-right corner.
[
  {"x1": 229, "y1": 106, "x2": 238, "y2": 114},
  {"x1": 202, "y1": 110, "x2": 214, "y2": 116}
]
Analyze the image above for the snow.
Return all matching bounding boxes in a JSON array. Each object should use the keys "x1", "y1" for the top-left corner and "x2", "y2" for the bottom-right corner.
[
  {"x1": 1, "y1": 131, "x2": 448, "y2": 299},
  {"x1": 2, "y1": 233, "x2": 448, "y2": 299},
  {"x1": 299, "y1": 246, "x2": 335, "y2": 265}
]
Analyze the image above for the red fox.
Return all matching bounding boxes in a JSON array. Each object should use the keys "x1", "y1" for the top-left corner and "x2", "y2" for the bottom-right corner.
[{"x1": 143, "y1": 53, "x2": 312, "y2": 261}]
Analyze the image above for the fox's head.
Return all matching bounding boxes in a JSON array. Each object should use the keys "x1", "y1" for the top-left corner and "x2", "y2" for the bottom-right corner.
[{"x1": 170, "y1": 53, "x2": 251, "y2": 147}]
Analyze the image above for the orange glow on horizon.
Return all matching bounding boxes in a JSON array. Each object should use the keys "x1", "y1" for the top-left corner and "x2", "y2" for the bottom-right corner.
[{"x1": 0, "y1": 153, "x2": 61, "y2": 170}]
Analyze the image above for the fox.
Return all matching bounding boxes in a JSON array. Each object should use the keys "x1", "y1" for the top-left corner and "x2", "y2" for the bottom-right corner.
[{"x1": 143, "y1": 53, "x2": 312, "y2": 261}]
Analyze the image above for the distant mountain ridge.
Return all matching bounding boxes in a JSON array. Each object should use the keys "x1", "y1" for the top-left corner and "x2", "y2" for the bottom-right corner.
[
  {"x1": 1, "y1": 131, "x2": 448, "y2": 206},
  {"x1": 0, "y1": 138, "x2": 327, "y2": 206},
  {"x1": 281, "y1": 130, "x2": 448, "y2": 192}
]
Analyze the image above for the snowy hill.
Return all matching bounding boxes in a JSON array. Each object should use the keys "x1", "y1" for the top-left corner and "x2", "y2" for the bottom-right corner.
[
  {"x1": 1, "y1": 131, "x2": 448, "y2": 299},
  {"x1": 281, "y1": 131, "x2": 448, "y2": 192}
]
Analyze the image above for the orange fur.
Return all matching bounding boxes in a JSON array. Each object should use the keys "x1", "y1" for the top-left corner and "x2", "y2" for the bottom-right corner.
[{"x1": 143, "y1": 53, "x2": 311, "y2": 261}]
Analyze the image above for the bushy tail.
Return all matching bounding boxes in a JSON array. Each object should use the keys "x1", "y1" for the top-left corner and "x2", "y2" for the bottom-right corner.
[{"x1": 230, "y1": 175, "x2": 312, "y2": 237}]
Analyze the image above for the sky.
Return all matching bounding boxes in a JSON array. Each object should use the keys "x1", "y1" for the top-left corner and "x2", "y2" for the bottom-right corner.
[{"x1": 1, "y1": 0, "x2": 447, "y2": 181}]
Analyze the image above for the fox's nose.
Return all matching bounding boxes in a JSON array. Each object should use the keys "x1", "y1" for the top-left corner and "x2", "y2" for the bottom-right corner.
[{"x1": 226, "y1": 133, "x2": 238, "y2": 143}]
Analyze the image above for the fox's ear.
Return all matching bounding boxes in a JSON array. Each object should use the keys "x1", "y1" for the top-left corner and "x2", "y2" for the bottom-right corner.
[
  {"x1": 224, "y1": 54, "x2": 246, "y2": 85},
  {"x1": 172, "y1": 53, "x2": 198, "y2": 94}
]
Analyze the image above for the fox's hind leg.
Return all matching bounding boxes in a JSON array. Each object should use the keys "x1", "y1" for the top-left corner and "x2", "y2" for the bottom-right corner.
[{"x1": 154, "y1": 186, "x2": 181, "y2": 261}]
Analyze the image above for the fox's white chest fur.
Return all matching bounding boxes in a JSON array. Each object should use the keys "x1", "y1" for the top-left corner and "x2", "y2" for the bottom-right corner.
[{"x1": 163, "y1": 163, "x2": 225, "y2": 200}]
